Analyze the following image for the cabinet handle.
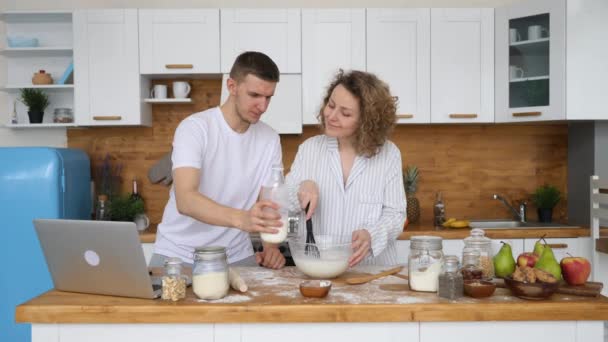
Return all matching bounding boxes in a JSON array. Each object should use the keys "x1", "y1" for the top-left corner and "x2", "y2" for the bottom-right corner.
[
  {"x1": 513, "y1": 111, "x2": 542, "y2": 117},
  {"x1": 93, "y1": 116, "x2": 122, "y2": 121},
  {"x1": 165, "y1": 64, "x2": 193, "y2": 69},
  {"x1": 546, "y1": 243, "x2": 568, "y2": 249},
  {"x1": 449, "y1": 114, "x2": 478, "y2": 119},
  {"x1": 397, "y1": 114, "x2": 414, "y2": 119}
]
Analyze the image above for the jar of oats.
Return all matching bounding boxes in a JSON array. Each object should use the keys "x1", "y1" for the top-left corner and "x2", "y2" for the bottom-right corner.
[{"x1": 462, "y1": 229, "x2": 494, "y2": 278}]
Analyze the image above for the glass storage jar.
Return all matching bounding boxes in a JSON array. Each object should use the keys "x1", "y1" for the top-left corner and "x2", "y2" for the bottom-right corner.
[
  {"x1": 438, "y1": 255, "x2": 463, "y2": 300},
  {"x1": 53, "y1": 108, "x2": 73, "y2": 123},
  {"x1": 161, "y1": 257, "x2": 187, "y2": 301},
  {"x1": 192, "y1": 246, "x2": 229, "y2": 300},
  {"x1": 460, "y1": 248, "x2": 483, "y2": 280},
  {"x1": 408, "y1": 236, "x2": 444, "y2": 292},
  {"x1": 463, "y1": 228, "x2": 494, "y2": 278}
]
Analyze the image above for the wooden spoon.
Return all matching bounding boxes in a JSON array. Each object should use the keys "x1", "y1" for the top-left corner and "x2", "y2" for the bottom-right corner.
[{"x1": 345, "y1": 266, "x2": 404, "y2": 285}]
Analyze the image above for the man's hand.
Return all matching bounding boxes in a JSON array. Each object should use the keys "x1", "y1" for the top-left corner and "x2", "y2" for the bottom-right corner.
[
  {"x1": 349, "y1": 229, "x2": 372, "y2": 267},
  {"x1": 255, "y1": 244, "x2": 286, "y2": 269},
  {"x1": 298, "y1": 180, "x2": 319, "y2": 219},
  {"x1": 236, "y1": 200, "x2": 283, "y2": 234}
]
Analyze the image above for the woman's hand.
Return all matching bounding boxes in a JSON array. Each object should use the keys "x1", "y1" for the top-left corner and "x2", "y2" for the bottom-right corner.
[
  {"x1": 298, "y1": 180, "x2": 319, "y2": 219},
  {"x1": 255, "y1": 244, "x2": 286, "y2": 269},
  {"x1": 349, "y1": 229, "x2": 371, "y2": 267}
]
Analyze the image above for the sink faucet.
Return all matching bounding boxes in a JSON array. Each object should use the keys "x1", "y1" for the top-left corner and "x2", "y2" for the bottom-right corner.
[{"x1": 492, "y1": 194, "x2": 527, "y2": 223}]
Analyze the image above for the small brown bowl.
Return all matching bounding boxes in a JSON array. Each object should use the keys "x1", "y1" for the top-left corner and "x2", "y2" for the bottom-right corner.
[
  {"x1": 300, "y1": 280, "x2": 332, "y2": 298},
  {"x1": 503, "y1": 276, "x2": 559, "y2": 300},
  {"x1": 464, "y1": 280, "x2": 497, "y2": 298}
]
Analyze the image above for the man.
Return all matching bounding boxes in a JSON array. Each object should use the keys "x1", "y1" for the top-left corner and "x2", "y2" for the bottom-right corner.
[{"x1": 152, "y1": 51, "x2": 285, "y2": 269}]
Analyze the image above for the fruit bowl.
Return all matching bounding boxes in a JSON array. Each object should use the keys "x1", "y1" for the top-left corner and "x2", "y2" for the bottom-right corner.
[
  {"x1": 289, "y1": 235, "x2": 352, "y2": 279},
  {"x1": 504, "y1": 276, "x2": 559, "y2": 300}
]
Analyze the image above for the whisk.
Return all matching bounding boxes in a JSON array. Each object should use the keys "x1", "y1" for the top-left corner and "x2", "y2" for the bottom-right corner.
[{"x1": 304, "y1": 203, "x2": 320, "y2": 258}]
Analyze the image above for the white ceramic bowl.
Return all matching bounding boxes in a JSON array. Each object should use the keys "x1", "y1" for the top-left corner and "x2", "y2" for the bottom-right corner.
[{"x1": 289, "y1": 235, "x2": 352, "y2": 279}]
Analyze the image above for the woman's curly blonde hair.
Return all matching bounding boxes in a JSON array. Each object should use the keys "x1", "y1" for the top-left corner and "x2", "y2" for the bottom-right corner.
[{"x1": 317, "y1": 70, "x2": 397, "y2": 158}]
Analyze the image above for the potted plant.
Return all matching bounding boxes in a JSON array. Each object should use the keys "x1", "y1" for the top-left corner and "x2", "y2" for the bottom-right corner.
[
  {"x1": 109, "y1": 194, "x2": 144, "y2": 222},
  {"x1": 403, "y1": 165, "x2": 420, "y2": 227},
  {"x1": 532, "y1": 184, "x2": 561, "y2": 223},
  {"x1": 19, "y1": 88, "x2": 50, "y2": 123}
]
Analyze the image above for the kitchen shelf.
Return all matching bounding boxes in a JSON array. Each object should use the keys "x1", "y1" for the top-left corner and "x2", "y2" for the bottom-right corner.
[
  {"x1": 3, "y1": 84, "x2": 74, "y2": 90},
  {"x1": 510, "y1": 75, "x2": 549, "y2": 83},
  {"x1": 4, "y1": 122, "x2": 77, "y2": 128},
  {"x1": 510, "y1": 38, "x2": 549, "y2": 56},
  {"x1": 1, "y1": 47, "x2": 73, "y2": 55},
  {"x1": 2, "y1": 10, "x2": 73, "y2": 15},
  {"x1": 143, "y1": 98, "x2": 193, "y2": 104},
  {"x1": 510, "y1": 37, "x2": 549, "y2": 47}
]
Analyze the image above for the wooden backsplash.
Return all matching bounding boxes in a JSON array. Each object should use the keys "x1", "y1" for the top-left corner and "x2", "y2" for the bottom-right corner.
[{"x1": 67, "y1": 79, "x2": 568, "y2": 224}]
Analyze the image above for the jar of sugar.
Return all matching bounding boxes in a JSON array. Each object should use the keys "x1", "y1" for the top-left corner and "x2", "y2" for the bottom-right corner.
[
  {"x1": 408, "y1": 236, "x2": 444, "y2": 292},
  {"x1": 192, "y1": 246, "x2": 229, "y2": 300}
]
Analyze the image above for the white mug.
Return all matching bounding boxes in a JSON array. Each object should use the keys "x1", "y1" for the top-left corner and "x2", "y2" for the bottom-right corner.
[
  {"x1": 172, "y1": 81, "x2": 191, "y2": 99},
  {"x1": 134, "y1": 213, "x2": 150, "y2": 231},
  {"x1": 510, "y1": 66, "x2": 525, "y2": 79},
  {"x1": 150, "y1": 85, "x2": 167, "y2": 99},
  {"x1": 528, "y1": 25, "x2": 547, "y2": 40},
  {"x1": 509, "y1": 28, "x2": 521, "y2": 43}
]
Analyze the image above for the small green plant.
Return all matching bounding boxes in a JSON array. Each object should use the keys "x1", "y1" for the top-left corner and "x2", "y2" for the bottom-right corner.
[
  {"x1": 532, "y1": 184, "x2": 561, "y2": 209},
  {"x1": 19, "y1": 88, "x2": 50, "y2": 113},
  {"x1": 403, "y1": 165, "x2": 419, "y2": 194},
  {"x1": 109, "y1": 195, "x2": 144, "y2": 222}
]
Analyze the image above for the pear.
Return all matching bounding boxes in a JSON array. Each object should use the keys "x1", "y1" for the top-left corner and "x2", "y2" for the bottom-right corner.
[
  {"x1": 494, "y1": 241, "x2": 516, "y2": 278},
  {"x1": 534, "y1": 246, "x2": 562, "y2": 280},
  {"x1": 533, "y1": 235, "x2": 548, "y2": 256}
]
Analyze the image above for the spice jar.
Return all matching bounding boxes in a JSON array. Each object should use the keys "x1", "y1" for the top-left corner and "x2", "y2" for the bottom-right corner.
[
  {"x1": 161, "y1": 257, "x2": 187, "y2": 301},
  {"x1": 192, "y1": 246, "x2": 229, "y2": 300},
  {"x1": 438, "y1": 255, "x2": 463, "y2": 300},
  {"x1": 460, "y1": 248, "x2": 483, "y2": 280},
  {"x1": 463, "y1": 228, "x2": 495, "y2": 278},
  {"x1": 408, "y1": 236, "x2": 444, "y2": 292}
]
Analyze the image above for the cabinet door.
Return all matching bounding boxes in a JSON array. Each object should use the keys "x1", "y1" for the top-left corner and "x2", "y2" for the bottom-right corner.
[
  {"x1": 220, "y1": 74, "x2": 302, "y2": 134},
  {"x1": 495, "y1": 0, "x2": 565, "y2": 122},
  {"x1": 139, "y1": 9, "x2": 220, "y2": 74},
  {"x1": 74, "y1": 9, "x2": 150, "y2": 126},
  {"x1": 220, "y1": 9, "x2": 301, "y2": 74},
  {"x1": 367, "y1": 9, "x2": 431, "y2": 124},
  {"x1": 431, "y1": 8, "x2": 494, "y2": 123},
  {"x1": 302, "y1": 9, "x2": 366, "y2": 125}
]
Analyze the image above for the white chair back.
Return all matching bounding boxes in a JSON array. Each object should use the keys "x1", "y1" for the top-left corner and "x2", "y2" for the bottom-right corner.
[{"x1": 590, "y1": 175, "x2": 608, "y2": 290}]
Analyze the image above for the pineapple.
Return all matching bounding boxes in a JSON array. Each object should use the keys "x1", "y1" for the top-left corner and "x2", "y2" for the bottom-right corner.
[{"x1": 404, "y1": 165, "x2": 420, "y2": 224}]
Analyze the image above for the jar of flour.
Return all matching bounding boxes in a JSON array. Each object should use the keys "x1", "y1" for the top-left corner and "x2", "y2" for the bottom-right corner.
[{"x1": 193, "y1": 246, "x2": 229, "y2": 300}]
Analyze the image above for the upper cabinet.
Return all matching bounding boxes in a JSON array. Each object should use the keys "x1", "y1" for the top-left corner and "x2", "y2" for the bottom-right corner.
[
  {"x1": 367, "y1": 9, "x2": 431, "y2": 124},
  {"x1": 302, "y1": 9, "x2": 366, "y2": 125},
  {"x1": 139, "y1": 9, "x2": 220, "y2": 74},
  {"x1": 73, "y1": 9, "x2": 151, "y2": 126},
  {"x1": 431, "y1": 8, "x2": 494, "y2": 123},
  {"x1": 495, "y1": 0, "x2": 565, "y2": 122},
  {"x1": 220, "y1": 9, "x2": 301, "y2": 74},
  {"x1": 566, "y1": 0, "x2": 608, "y2": 120}
]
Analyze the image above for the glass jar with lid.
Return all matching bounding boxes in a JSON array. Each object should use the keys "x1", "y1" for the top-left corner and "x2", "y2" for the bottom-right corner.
[
  {"x1": 53, "y1": 108, "x2": 73, "y2": 123},
  {"x1": 463, "y1": 228, "x2": 494, "y2": 278},
  {"x1": 438, "y1": 255, "x2": 463, "y2": 300},
  {"x1": 460, "y1": 248, "x2": 483, "y2": 280},
  {"x1": 161, "y1": 257, "x2": 187, "y2": 301},
  {"x1": 192, "y1": 246, "x2": 229, "y2": 300},
  {"x1": 408, "y1": 236, "x2": 444, "y2": 292}
]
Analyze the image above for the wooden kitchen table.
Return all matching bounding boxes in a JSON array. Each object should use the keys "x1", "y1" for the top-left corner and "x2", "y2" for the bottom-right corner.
[{"x1": 16, "y1": 266, "x2": 608, "y2": 342}]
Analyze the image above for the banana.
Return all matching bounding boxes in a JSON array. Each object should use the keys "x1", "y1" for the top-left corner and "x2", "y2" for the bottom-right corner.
[
  {"x1": 449, "y1": 220, "x2": 470, "y2": 228},
  {"x1": 442, "y1": 218, "x2": 457, "y2": 228}
]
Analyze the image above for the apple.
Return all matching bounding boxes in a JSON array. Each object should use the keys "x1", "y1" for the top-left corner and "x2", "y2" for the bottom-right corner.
[
  {"x1": 517, "y1": 252, "x2": 539, "y2": 267},
  {"x1": 560, "y1": 256, "x2": 591, "y2": 285}
]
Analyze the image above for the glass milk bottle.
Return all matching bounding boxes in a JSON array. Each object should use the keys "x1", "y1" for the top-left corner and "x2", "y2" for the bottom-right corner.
[{"x1": 259, "y1": 164, "x2": 289, "y2": 243}]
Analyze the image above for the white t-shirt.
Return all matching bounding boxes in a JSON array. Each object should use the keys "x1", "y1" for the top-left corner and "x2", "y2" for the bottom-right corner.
[{"x1": 154, "y1": 107, "x2": 282, "y2": 264}]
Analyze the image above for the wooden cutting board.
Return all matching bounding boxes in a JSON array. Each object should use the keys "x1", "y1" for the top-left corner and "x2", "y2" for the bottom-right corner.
[{"x1": 494, "y1": 278, "x2": 604, "y2": 297}]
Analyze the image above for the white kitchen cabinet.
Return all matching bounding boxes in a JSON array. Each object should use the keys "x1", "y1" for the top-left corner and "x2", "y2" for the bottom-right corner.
[
  {"x1": 430, "y1": 8, "x2": 494, "y2": 124},
  {"x1": 220, "y1": 9, "x2": 301, "y2": 74},
  {"x1": 301, "y1": 9, "x2": 366, "y2": 125},
  {"x1": 139, "y1": 9, "x2": 220, "y2": 75},
  {"x1": 566, "y1": 0, "x2": 608, "y2": 120},
  {"x1": 495, "y1": 0, "x2": 566, "y2": 122},
  {"x1": 220, "y1": 74, "x2": 302, "y2": 134},
  {"x1": 367, "y1": 9, "x2": 431, "y2": 124},
  {"x1": 73, "y1": 9, "x2": 151, "y2": 126}
]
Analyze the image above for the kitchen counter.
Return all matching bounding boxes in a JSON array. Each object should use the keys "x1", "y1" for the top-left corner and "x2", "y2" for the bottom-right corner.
[{"x1": 17, "y1": 266, "x2": 608, "y2": 342}]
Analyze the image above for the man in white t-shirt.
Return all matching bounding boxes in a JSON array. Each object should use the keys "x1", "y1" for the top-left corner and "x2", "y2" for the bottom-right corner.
[{"x1": 152, "y1": 51, "x2": 285, "y2": 269}]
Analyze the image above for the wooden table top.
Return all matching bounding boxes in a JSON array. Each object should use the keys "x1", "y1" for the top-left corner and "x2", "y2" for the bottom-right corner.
[{"x1": 16, "y1": 266, "x2": 608, "y2": 324}]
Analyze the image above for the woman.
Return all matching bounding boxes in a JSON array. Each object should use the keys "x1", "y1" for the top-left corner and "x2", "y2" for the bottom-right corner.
[{"x1": 286, "y1": 70, "x2": 406, "y2": 266}]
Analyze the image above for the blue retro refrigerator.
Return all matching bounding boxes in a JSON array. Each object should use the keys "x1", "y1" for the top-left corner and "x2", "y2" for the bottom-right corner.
[{"x1": 0, "y1": 147, "x2": 92, "y2": 342}]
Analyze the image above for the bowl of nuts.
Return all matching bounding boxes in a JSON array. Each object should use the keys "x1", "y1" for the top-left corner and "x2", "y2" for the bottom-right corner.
[{"x1": 504, "y1": 266, "x2": 559, "y2": 300}]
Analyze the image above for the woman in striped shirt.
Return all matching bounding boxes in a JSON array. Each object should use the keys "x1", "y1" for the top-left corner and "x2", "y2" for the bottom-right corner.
[{"x1": 286, "y1": 70, "x2": 407, "y2": 266}]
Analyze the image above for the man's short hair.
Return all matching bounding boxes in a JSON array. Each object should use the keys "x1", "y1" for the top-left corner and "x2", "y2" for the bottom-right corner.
[{"x1": 229, "y1": 51, "x2": 280, "y2": 83}]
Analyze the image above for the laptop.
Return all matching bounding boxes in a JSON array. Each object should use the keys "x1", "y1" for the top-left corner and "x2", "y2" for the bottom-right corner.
[{"x1": 33, "y1": 219, "x2": 162, "y2": 299}]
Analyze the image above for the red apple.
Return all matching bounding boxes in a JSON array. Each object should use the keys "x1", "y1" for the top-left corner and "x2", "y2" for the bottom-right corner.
[
  {"x1": 517, "y1": 252, "x2": 539, "y2": 267},
  {"x1": 560, "y1": 256, "x2": 591, "y2": 285}
]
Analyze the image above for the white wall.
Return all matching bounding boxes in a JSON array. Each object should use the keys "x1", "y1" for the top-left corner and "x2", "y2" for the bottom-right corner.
[{"x1": 0, "y1": 0, "x2": 523, "y2": 147}]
